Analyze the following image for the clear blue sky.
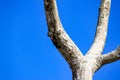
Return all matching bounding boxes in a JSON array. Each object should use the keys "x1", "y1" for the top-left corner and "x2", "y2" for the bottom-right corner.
[{"x1": 0, "y1": 0, "x2": 120, "y2": 80}]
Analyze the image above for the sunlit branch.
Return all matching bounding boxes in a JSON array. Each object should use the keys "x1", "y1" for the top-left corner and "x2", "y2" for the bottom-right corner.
[
  {"x1": 44, "y1": 0, "x2": 83, "y2": 67},
  {"x1": 86, "y1": 0, "x2": 111, "y2": 57},
  {"x1": 101, "y1": 46, "x2": 120, "y2": 65}
]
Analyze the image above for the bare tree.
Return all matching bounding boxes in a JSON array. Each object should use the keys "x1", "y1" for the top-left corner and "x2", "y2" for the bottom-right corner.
[{"x1": 44, "y1": 0, "x2": 120, "y2": 80}]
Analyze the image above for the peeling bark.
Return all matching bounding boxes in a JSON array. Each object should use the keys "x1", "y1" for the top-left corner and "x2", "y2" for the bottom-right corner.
[{"x1": 44, "y1": 0, "x2": 120, "y2": 80}]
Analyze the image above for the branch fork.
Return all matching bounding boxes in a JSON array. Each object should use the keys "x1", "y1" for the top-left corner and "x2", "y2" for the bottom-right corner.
[{"x1": 44, "y1": 0, "x2": 119, "y2": 80}]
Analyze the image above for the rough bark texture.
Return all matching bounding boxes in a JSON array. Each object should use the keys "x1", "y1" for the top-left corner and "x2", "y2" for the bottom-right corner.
[
  {"x1": 44, "y1": 0, "x2": 120, "y2": 80},
  {"x1": 86, "y1": 0, "x2": 111, "y2": 57},
  {"x1": 101, "y1": 46, "x2": 120, "y2": 65},
  {"x1": 44, "y1": 0, "x2": 84, "y2": 68}
]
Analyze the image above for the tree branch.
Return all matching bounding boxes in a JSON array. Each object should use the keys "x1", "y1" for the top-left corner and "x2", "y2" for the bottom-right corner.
[
  {"x1": 86, "y1": 0, "x2": 111, "y2": 57},
  {"x1": 100, "y1": 46, "x2": 120, "y2": 65},
  {"x1": 44, "y1": 0, "x2": 83, "y2": 67}
]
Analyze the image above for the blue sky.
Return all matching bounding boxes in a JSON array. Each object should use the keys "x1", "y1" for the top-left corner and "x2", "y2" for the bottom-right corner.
[{"x1": 0, "y1": 0, "x2": 120, "y2": 80}]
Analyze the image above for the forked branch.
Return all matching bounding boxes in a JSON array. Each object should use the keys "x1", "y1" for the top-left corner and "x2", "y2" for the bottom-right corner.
[
  {"x1": 44, "y1": 0, "x2": 83, "y2": 67},
  {"x1": 86, "y1": 0, "x2": 111, "y2": 57},
  {"x1": 100, "y1": 46, "x2": 120, "y2": 65},
  {"x1": 44, "y1": 0, "x2": 120, "y2": 80}
]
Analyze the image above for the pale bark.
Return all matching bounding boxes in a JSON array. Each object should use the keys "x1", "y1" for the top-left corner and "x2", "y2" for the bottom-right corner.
[
  {"x1": 86, "y1": 0, "x2": 111, "y2": 57},
  {"x1": 44, "y1": 0, "x2": 84, "y2": 67},
  {"x1": 72, "y1": 63, "x2": 92, "y2": 80},
  {"x1": 101, "y1": 46, "x2": 120, "y2": 65},
  {"x1": 44, "y1": 0, "x2": 120, "y2": 80}
]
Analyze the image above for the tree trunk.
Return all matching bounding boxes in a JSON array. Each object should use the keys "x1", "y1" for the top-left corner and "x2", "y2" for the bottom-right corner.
[{"x1": 72, "y1": 63, "x2": 92, "y2": 80}]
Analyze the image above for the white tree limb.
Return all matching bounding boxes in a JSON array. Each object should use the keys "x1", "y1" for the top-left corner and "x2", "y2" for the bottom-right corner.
[
  {"x1": 44, "y1": 0, "x2": 83, "y2": 67},
  {"x1": 100, "y1": 46, "x2": 120, "y2": 65},
  {"x1": 44, "y1": 0, "x2": 120, "y2": 80},
  {"x1": 86, "y1": 0, "x2": 111, "y2": 57}
]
